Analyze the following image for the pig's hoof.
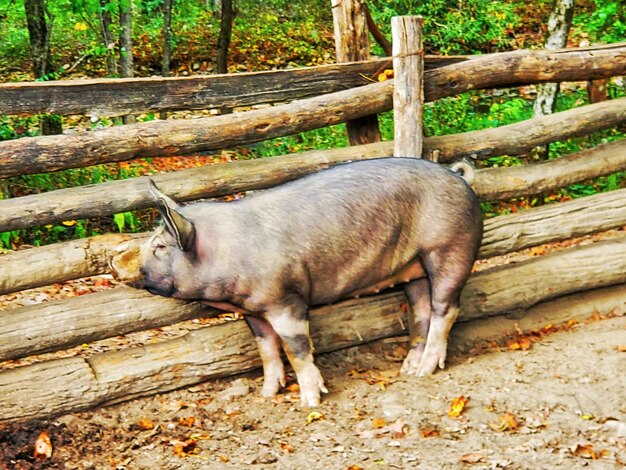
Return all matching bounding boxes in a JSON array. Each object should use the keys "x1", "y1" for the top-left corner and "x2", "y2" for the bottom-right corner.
[
  {"x1": 400, "y1": 347, "x2": 424, "y2": 376},
  {"x1": 261, "y1": 369, "x2": 286, "y2": 398},
  {"x1": 298, "y1": 364, "x2": 328, "y2": 407},
  {"x1": 416, "y1": 342, "x2": 447, "y2": 376}
]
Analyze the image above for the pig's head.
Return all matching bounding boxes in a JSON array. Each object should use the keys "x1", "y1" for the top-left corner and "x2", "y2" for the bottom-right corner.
[{"x1": 111, "y1": 180, "x2": 197, "y2": 298}]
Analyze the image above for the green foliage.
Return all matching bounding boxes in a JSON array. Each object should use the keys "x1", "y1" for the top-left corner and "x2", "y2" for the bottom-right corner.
[
  {"x1": 0, "y1": 116, "x2": 39, "y2": 141},
  {"x1": 574, "y1": 0, "x2": 626, "y2": 43},
  {"x1": 367, "y1": 0, "x2": 518, "y2": 55},
  {"x1": 113, "y1": 211, "x2": 138, "y2": 232}
]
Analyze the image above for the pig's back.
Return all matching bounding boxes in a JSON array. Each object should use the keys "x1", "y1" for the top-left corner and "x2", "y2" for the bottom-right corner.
[{"x1": 241, "y1": 157, "x2": 482, "y2": 304}]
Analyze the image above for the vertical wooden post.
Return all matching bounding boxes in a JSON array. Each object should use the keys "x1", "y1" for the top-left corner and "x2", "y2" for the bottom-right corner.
[
  {"x1": 392, "y1": 16, "x2": 424, "y2": 159},
  {"x1": 331, "y1": 0, "x2": 381, "y2": 145}
]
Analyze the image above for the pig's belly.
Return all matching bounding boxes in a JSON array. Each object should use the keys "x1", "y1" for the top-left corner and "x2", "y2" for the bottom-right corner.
[{"x1": 344, "y1": 259, "x2": 426, "y2": 299}]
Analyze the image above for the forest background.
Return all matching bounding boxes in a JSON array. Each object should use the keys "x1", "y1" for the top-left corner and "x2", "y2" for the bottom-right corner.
[{"x1": 0, "y1": 0, "x2": 624, "y2": 248}]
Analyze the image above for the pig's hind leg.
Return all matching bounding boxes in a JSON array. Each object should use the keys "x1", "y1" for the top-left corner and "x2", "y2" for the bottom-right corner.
[
  {"x1": 400, "y1": 278, "x2": 432, "y2": 375},
  {"x1": 244, "y1": 315, "x2": 286, "y2": 397},
  {"x1": 413, "y1": 249, "x2": 473, "y2": 376},
  {"x1": 265, "y1": 304, "x2": 328, "y2": 407}
]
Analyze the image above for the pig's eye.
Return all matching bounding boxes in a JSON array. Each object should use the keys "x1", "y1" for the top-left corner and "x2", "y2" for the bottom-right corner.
[{"x1": 153, "y1": 244, "x2": 167, "y2": 254}]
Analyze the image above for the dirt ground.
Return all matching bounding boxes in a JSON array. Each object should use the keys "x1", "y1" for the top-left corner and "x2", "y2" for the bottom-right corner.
[{"x1": 1, "y1": 312, "x2": 624, "y2": 469}]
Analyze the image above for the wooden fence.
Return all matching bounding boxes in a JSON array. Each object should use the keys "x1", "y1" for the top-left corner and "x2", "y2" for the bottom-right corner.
[{"x1": 1, "y1": 36, "x2": 625, "y2": 422}]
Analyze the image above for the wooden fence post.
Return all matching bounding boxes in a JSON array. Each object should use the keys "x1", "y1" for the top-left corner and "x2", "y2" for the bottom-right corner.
[
  {"x1": 392, "y1": 16, "x2": 424, "y2": 158},
  {"x1": 331, "y1": 0, "x2": 382, "y2": 145}
]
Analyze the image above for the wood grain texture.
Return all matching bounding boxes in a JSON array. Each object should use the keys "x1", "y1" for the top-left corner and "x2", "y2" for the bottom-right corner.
[
  {"x1": 0, "y1": 246, "x2": 626, "y2": 422},
  {"x1": 479, "y1": 188, "x2": 626, "y2": 258},
  {"x1": 331, "y1": 0, "x2": 381, "y2": 145},
  {"x1": 392, "y1": 16, "x2": 424, "y2": 158},
  {"x1": 472, "y1": 139, "x2": 626, "y2": 200},
  {"x1": 0, "y1": 233, "x2": 143, "y2": 295},
  {"x1": 2, "y1": 232, "x2": 625, "y2": 363},
  {"x1": 1, "y1": 127, "x2": 624, "y2": 234},
  {"x1": 1, "y1": 45, "x2": 624, "y2": 179}
]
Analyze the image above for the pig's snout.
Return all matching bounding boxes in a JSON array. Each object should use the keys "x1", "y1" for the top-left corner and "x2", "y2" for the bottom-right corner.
[{"x1": 109, "y1": 242, "x2": 144, "y2": 286}]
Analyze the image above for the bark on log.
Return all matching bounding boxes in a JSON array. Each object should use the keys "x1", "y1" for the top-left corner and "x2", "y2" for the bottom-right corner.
[
  {"x1": 427, "y1": 42, "x2": 626, "y2": 98},
  {"x1": 1, "y1": 43, "x2": 623, "y2": 119},
  {"x1": 479, "y1": 188, "x2": 626, "y2": 258},
  {"x1": 0, "y1": 81, "x2": 394, "y2": 179},
  {"x1": 0, "y1": 288, "x2": 216, "y2": 362},
  {"x1": 0, "y1": 60, "x2": 386, "y2": 117},
  {"x1": 423, "y1": 97, "x2": 626, "y2": 161},
  {"x1": 1, "y1": 122, "x2": 624, "y2": 235},
  {"x1": 450, "y1": 283, "x2": 626, "y2": 354},
  {"x1": 1, "y1": 233, "x2": 625, "y2": 363},
  {"x1": 0, "y1": 233, "x2": 144, "y2": 295},
  {"x1": 461, "y1": 237, "x2": 626, "y2": 321},
  {"x1": 392, "y1": 16, "x2": 424, "y2": 158},
  {"x1": 331, "y1": 0, "x2": 381, "y2": 145},
  {"x1": 472, "y1": 139, "x2": 626, "y2": 201},
  {"x1": 2, "y1": 45, "x2": 625, "y2": 179},
  {"x1": 1, "y1": 275, "x2": 624, "y2": 422},
  {"x1": 0, "y1": 57, "x2": 463, "y2": 118}
]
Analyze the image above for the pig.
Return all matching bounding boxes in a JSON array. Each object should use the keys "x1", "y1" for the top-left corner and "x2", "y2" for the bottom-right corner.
[{"x1": 117, "y1": 157, "x2": 483, "y2": 406}]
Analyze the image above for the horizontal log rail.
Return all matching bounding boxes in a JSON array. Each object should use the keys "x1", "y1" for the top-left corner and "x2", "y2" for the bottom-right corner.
[
  {"x1": 1, "y1": 45, "x2": 625, "y2": 179},
  {"x1": 1, "y1": 262, "x2": 624, "y2": 423},
  {"x1": 0, "y1": 233, "x2": 143, "y2": 295},
  {"x1": 1, "y1": 43, "x2": 624, "y2": 118},
  {"x1": 0, "y1": 56, "x2": 466, "y2": 118},
  {"x1": 1, "y1": 232, "x2": 625, "y2": 362},
  {"x1": 472, "y1": 139, "x2": 626, "y2": 200},
  {"x1": 478, "y1": 187, "x2": 626, "y2": 258},
  {"x1": 1, "y1": 136, "x2": 624, "y2": 234}
]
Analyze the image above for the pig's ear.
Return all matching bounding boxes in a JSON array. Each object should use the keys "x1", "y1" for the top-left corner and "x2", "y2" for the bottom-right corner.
[{"x1": 149, "y1": 180, "x2": 196, "y2": 252}]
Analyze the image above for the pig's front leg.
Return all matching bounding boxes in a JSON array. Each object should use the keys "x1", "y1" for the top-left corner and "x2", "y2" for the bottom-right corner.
[
  {"x1": 244, "y1": 315, "x2": 286, "y2": 397},
  {"x1": 265, "y1": 304, "x2": 328, "y2": 407}
]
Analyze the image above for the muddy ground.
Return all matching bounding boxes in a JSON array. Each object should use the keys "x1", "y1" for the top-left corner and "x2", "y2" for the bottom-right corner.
[{"x1": 1, "y1": 312, "x2": 624, "y2": 469}]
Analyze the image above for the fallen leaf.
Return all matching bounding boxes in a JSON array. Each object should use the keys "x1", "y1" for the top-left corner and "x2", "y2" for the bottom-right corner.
[
  {"x1": 617, "y1": 345, "x2": 626, "y2": 352},
  {"x1": 33, "y1": 431, "x2": 52, "y2": 460},
  {"x1": 285, "y1": 383, "x2": 300, "y2": 392},
  {"x1": 459, "y1": 452, "x2": 485, "y2": 464},
  {"x1": 420, "y1": 426, "x2": 439, "y2": 438},
  {"x1": 280, "y1": 441, "x2": 295, "y2": 453},
  {"x1": 489, "y1": 412, "x2": 519, "y2": 432},
  {"x1": 219, "y1": 455, "x2": 230, "y2": 462},
  {"x1": 178, "y1": 416, "x2": 196, "y2": 427},
  {"x1": 372, "y1": 418, "x2": 387, "y2": 429},
  {"x1": 346, "y1": 466, "x2": 363, "y2": 470},
  {"x1": 136, "y1": 419, "x2": 155, "y2": 430},
  {"x1": 388, "y1": 418, "x2": 410, "y2": 438},
  {"x1": 172, "y1": 440, "x2": 199, "y2": 458},
  {"x1": 306, "y1": 411, "x2": 324, "y2": 425},
  {"x1": 570, "y1": 443, "x2": 608, "y2": 459},
  {"x1": 448, "y1": 396, "x2": 469, "y2": 418}
]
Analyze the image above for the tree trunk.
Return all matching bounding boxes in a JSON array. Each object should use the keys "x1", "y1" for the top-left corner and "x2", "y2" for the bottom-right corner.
[
  {"x1": 160, "y1": 0, "x2": 173, "y2": 119},
  {"x1": 23, "y1": 0, "x2": 62, "y2": 135},
  {"x1": 531, "y1": 0, "x2": 574, "y2": 160},
  {"x1": 364, "y1": 3, "x2": 392, "y2": 56},
  {"x1": 118, "y1": 0, "x2": 134, "y2": 123},
  {"x1": 99, "y1": 0, "x2": 117, "y2": 76},
  {"x1": 331, "y1": 0, "x2": 381, "y2": 145},
  {"x1": 216, "y1": 0, "x2": 233, "y2": 75}
]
